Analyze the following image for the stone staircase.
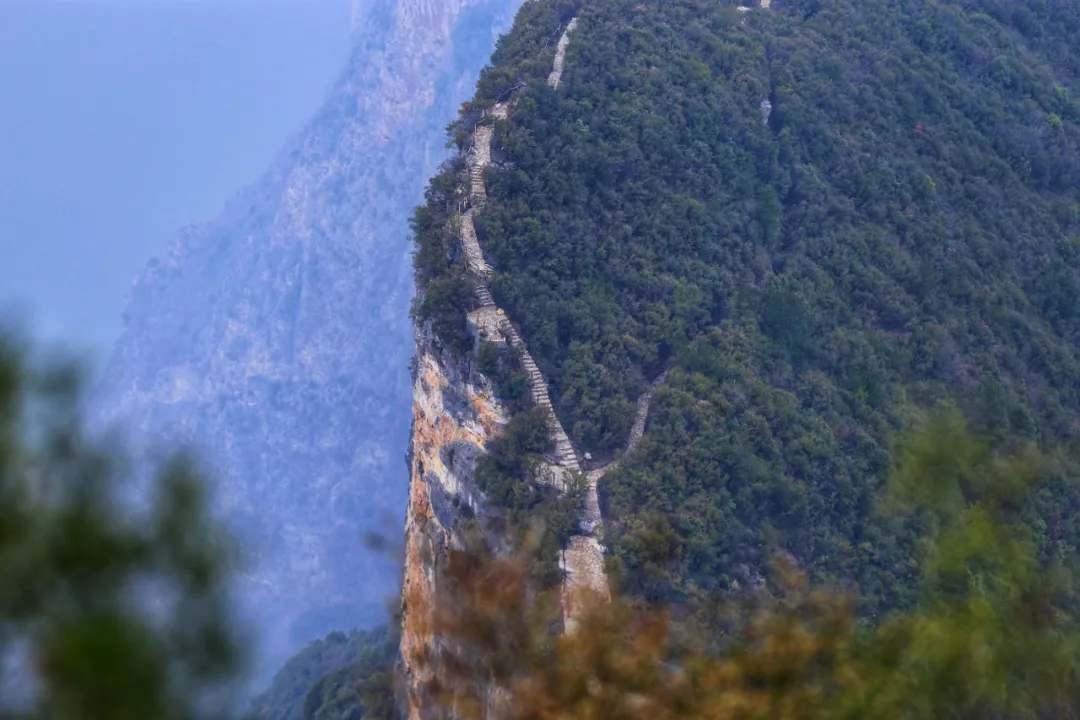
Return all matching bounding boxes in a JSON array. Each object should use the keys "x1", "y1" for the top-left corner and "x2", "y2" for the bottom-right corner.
[
  {"x1": 469, "y1": 124, "x2": 495, "y2": 198},
  {"x1": 461, "y1": 102, "x2": 580, "y2": 473},
  {"x1": 473, "y1": 283, "x2": 494, "y2": 307},
  {"x1": 546, "y1": 19, "x2": 578, "y2": 90},
  {"x1": 460, "y1": 210, "x2": 491, "y2": 278},
  {"x1": 586, "y1": 368, "x2": 671, "y2": 483},
  {"x1": 498, "y1": 317, "x2": 580, "y2": 469},
  {"x1": 469, "y1": 165, "x2": 486, "y2": 199},
  {"x1": 454, "y1": 39, "x2": 613, "y2": 625}
]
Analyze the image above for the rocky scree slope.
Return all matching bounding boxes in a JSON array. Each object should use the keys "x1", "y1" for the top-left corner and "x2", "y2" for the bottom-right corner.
[{"x1": 91, "y1": 0, "x2": 523, "y2": 681}]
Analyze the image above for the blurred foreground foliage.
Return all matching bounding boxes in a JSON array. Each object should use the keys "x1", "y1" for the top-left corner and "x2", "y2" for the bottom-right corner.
[
  {"x1": 0, "y1": 335, "x2": 246, "y2": 719},
  {"x1": 419, "y1": 414, "x2": 1080, "y2": 719},
  {"x1": 4, "y1": 331, "x2": 1080, "y2": 719},
  {"x1": 6, "y1": 318, "x2": 1080, "y2": 720}
]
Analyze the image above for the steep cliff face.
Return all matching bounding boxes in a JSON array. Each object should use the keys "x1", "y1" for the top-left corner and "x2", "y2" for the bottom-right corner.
[
  {"x1": 400, "y1": 14, "x2": 632, "y2": 714},
  {"x1": 399, "y1": 320, "x2": 510, "y2": 716},
  {"x1": 92, "y1": 0, "x2": 522, "y2": 681}
]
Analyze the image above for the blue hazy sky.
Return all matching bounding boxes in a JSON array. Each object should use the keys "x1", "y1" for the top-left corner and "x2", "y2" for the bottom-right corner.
[{"x1": 0, "y1": 0, "x2": 352, "y2": 366}]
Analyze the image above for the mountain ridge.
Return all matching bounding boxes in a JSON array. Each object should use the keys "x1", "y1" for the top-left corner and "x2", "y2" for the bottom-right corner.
[{"x1": 399, "y1": 0, "x2": 1080, "y2": 714}]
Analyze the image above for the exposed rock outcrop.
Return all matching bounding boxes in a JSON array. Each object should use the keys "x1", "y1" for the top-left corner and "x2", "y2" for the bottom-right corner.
[
  {"x1": 400, "y1": 322, "x2": 510, "y2": 717},
  {"x1": 454, "y1": 82, "x2": 613, "y2": 627},
  {"x1": 400, "y1": 16, "x2": 654, "y2": 713}
]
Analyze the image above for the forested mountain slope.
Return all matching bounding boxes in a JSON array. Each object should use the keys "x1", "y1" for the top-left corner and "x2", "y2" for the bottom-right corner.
[
  {"x1": 244, "y1": 627, "x2": 396, "y2": 720},
  {"x1": 412, "y1": 0, "x2": 1080, "y2": 620}
]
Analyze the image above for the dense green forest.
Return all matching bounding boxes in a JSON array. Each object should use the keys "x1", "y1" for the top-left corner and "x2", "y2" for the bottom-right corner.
[
  {"x1": 418, "y1": 418, "x2": 1080, "y2": 719},
  {"x1": 412, "y1": 0, "x2": 1080, "y2": 617},
  {"x1": 244, "y1": 627, "x2": 396, "y2": 720}
]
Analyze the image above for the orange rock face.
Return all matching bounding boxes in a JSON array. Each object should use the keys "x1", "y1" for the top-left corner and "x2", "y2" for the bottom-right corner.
[{"x1": 399, "y1": 329, "x2": 508, "y2": 719}]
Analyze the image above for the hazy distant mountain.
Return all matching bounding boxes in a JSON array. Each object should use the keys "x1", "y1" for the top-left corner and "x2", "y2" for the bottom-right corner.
[
  {"x1": 92, "y1": 0, "x2": 521, "y2": 683},
  {"x1": 0, "y1": 0, "x2": 350, "y2": 359}
]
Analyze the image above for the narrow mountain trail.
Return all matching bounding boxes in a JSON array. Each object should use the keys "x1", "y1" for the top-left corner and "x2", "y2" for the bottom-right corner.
[
  {"x1": 546, "y1": 18, "x2": 577, "y2": 89},
  {"x1": 460, "y1": 104, "x2": 580, "y2": 473},
  {"x1": 586, "y1": 368, "x2": 670, "y2": 486},
  {"x1": 457, "y1": 18, "x2": 670, "y2": 627}
]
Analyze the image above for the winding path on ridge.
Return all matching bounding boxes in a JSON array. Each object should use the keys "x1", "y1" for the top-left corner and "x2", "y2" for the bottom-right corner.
[
  {"x1": 586, "y1": 368, "x2": 670, "y2": 486},
  {"x1": 458, "y1": 18, "x2": 669, "y2": 626}
]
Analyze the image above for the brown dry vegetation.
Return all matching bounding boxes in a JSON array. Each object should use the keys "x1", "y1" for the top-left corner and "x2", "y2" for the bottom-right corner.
[{"x1": 415, "y1": 415, "x2": 1080, "y2": 720}]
